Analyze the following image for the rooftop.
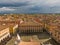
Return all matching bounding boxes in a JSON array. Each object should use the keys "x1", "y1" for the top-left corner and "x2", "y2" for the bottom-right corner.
[
  {"x1": 0, "y1": 23, "x2": 17, "y2": 31},
  {"x1": 0, "y1": 24, "x2": 9, "y2": 31}
]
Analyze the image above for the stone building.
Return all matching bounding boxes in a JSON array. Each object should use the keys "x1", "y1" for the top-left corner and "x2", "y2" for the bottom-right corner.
[{"x1": 18, "y1": 21, "x2": 43, "y2": 33}]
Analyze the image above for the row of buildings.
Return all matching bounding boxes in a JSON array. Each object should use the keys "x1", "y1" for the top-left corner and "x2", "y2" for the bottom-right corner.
[
  {"x1": 45, "y1": 15, "x2": 60, "y2": 44},
  {"x1": 0, "y1": 14, "x2": 45, "y2": 45},
  {"x1": 0, "y1": 14, "x2": 60, "y2": 45}
]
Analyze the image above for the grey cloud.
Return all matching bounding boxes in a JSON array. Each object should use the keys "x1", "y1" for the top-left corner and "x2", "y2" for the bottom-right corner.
[{"x1": 0, "y1": 0, "x2": 60, "y2": 14}]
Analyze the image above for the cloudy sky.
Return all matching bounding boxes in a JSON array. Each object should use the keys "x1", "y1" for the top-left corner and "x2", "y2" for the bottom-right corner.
[{"x1": 0, "y1": 0, "x2": 60, "y2": 14}]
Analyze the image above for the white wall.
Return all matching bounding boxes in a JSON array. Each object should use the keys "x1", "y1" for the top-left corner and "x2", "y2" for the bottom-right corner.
[{"x1": 0, "y1": 28, "x2": 10, "y2": 42}]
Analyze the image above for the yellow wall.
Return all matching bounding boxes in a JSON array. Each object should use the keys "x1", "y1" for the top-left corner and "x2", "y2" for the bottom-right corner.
[
  {"x1": 9, "y1": 26, "x2": 13, "y2": 35},
  {"x1": 9, "y1": 25, "x2": 18, "y2": 35}
]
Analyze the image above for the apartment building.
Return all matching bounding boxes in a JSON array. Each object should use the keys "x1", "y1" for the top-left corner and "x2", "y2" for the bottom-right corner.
[{"x1": 0, "y1": 24, "x2": 11, "y2": 45}]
